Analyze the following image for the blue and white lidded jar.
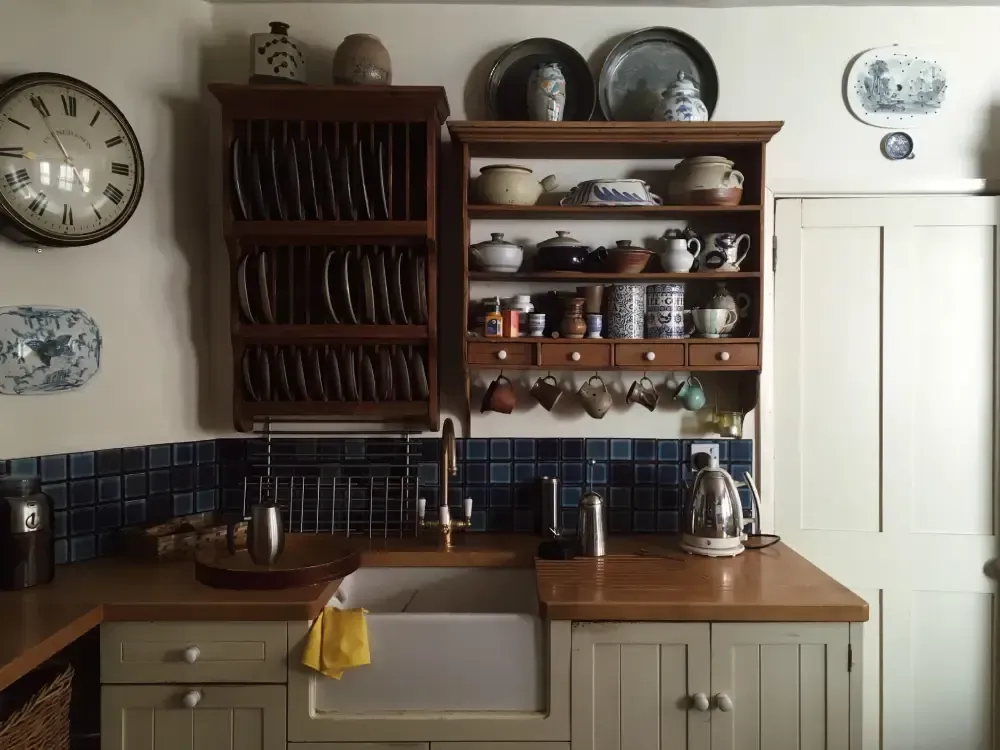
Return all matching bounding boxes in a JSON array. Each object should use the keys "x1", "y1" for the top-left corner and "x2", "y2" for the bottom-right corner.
[{"x1": 652, "y1": 73, "x2": 708, "y2": 122}]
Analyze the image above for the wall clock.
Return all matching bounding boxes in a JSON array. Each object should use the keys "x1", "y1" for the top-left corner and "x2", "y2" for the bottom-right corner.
[{"x1": 0, "y1": 72, "x2": 144, "y2": 247}]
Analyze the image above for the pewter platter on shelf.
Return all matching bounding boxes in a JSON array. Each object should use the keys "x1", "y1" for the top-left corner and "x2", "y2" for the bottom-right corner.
[
  {"x1": 0, "y1": 306, "x2": 102, "y2": 395},
  {"x1": 599, "y1": 27, "x2": 718, "y2": 122}
]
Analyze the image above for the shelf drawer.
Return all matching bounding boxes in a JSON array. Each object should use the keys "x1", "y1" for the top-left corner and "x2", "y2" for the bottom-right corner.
[
  {"x1": 468, "y1": 341, "x2": 534, "y2": 366},
  {"x1": 101, "y1": 622, "x2": 288, "y2": 684},
  {"x1": 615, "y1": 343, "x2": 685, "y2": 368},
  {"x1": 540, "y1": 342, "x2": 613, "y2": 368},
  {"x1": 688, "y1": 343, "x2": 760, "y2": 368}
]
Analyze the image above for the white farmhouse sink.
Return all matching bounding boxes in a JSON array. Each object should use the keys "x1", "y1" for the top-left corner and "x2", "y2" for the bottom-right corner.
[{"x1": 313, "y1": 567, "x2": 545, "y2": 713}]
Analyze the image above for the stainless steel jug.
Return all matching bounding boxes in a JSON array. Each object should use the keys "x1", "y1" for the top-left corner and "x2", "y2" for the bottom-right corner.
[
  {"x1": 576, "y1": 491, "x2": 606, "y2": 557},
  {"x1": 228, "y1": 503, "x2": 285, "y2": 565}
]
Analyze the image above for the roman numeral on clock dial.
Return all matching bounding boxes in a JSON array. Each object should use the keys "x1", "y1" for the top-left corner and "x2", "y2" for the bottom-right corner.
[
  {"x1": 62, "y1": 204, "x2": 73, "y2": 225},
  {"x1": 111, "y1": 162, "x2": 129, "y2": 176},
  {"x1": 0, "y1": 147, "x2": 23, "y2": 159},
  {"x1": 30, "y1": 96, "x2": 50, "y2": 118},
  {"x1": 103, "y1": 184, "x2": 124, "y2": 205},
  {"x1": 61, "y1": 94, "x2": 77, "y2": 117},
  {"x1": 5, "y1": 169, "x2": 29, "y2": 190},
  {"x1": 105, "y1": 135, "x2": 123, "y2": 148},
  {"x1": 28, "y1": 192, "x2": 48, "y2": 215}
]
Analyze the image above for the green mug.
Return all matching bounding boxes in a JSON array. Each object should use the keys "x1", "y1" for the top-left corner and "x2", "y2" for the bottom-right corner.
[{"x1": 674, "y1": 376, "x2": 706, "y2": 411}]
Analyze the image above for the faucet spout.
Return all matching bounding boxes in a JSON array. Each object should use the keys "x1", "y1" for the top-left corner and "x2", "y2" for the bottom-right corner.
[{"x1": 440, "y1": 418, "x2": 456, "y2": 508}]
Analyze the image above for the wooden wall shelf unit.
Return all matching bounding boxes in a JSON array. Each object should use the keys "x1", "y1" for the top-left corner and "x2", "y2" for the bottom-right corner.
[
  {"x1": 449, "y1": 120, "x2": 782, "y2": 420},
  {"x1": 210, "y1": 84, "x2": 449, "y2": 432}
]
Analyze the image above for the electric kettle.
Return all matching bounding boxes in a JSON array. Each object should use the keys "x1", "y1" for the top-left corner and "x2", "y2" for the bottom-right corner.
[{"x1": 680, "y1": 456, "x2": 745, "y2": 557}]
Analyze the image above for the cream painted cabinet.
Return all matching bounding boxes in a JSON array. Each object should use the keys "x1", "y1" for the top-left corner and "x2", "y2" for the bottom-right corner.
[
  {"x1": 101, "y1": 684, "x2": 286, "y2": 750},
  {"x1": 572, "y1": 622, "x2": 858, "y2": 750}
]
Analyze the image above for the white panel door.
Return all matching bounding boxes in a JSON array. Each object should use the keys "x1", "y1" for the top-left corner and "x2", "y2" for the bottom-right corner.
[{"x1": 774, "y1": 197, "x2": 998, "y2": 750}]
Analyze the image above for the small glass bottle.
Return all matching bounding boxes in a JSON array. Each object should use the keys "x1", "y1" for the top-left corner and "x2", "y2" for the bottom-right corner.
[{"x1": 484, "y1": 299, "x2": 503, "y2": 338}]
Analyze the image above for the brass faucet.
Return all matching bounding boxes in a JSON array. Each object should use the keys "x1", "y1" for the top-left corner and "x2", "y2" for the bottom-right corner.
[{"x1": 418, "y1": 418, "x2": 471, "y2": 548}]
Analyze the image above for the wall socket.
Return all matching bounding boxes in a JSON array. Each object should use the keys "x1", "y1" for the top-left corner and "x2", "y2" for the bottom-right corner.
[{"x1": 689, "y1": 442, "x2": 720, "y2": 471}]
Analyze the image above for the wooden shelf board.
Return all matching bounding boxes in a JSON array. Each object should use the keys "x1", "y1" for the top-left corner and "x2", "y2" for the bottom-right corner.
[
  {"x1": 466, "y1": 363, "x2": 760, "y2": 372},
  {"x1": 243, "y1": 401, "x2": 429, "y2": 418},
  {"x1": 236, "y1": 324, "x2": 429, "y2": 342},
  {"x1": 449, "y1": 120, "x2": 784, "y2": 145},
  {"x1": 227, "y1": 220, "x2": 429, "y2": 242},
  {"x1": 468, "y1": 204, "x2": 760, "y2": 219},
  {"x1": 466, "y1": 336, "x2": 761, "y2": 344},
  {"x1": 469, "y1": 271, "x2": 761, "y2": 282}
]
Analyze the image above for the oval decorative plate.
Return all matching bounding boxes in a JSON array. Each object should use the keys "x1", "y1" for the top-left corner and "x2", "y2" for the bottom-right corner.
[
  {"x1": 846, "y1": 46, "x2": 947, "y2": 128},
  {"x1": 0, "y1": 306, "x2": 101, "y2": 395}
]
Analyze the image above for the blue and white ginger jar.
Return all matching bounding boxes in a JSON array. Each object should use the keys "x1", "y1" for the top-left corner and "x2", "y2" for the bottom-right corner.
[{"x1": 653, "y1": 73, "x2": 709, "y2": 122}]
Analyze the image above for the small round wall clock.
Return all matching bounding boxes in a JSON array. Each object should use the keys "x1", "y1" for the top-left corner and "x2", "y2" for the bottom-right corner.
[{"x1": 0, "y1": 72, "x2": 144, "y2": 247}]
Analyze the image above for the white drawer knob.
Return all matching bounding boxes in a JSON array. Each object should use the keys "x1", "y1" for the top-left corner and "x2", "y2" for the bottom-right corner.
[
  {"x1": 718, "y1": 351, "x2": 731, "y2": 362},
  {"x1": 716, "y1": 693, "x2": 733, "y2": 712},
  {"x1": 644, "y1": 351, "x2": 655, "y2": 362},
  {"x1": 496, "y1": 349, "x2": 507, "y2": 361},
  {"x1": 692, "y1": 693, "x2": 710, "y2": 712},
  {"x1": 183, "y1": 646, "x2": 201, "y2": 664},
  {"x1": 182, "y1": 690, "x2": 202, "y2": 709},
  {"x1": 571, "y1": 351, "x2": 581, "y2": 362}
]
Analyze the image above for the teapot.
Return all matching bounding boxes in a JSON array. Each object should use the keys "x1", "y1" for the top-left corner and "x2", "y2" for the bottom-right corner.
[
  {"x1": 477, "y1": 164, "x2": 557, "y2": 206},
  {"x1": 658, "y1": 231, "x2": 701, "y2": 273}
]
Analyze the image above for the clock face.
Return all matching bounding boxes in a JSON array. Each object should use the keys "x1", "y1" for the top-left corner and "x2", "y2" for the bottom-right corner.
[{"x1": 0, "y1": 73, "x2": 144, "y2": 246}]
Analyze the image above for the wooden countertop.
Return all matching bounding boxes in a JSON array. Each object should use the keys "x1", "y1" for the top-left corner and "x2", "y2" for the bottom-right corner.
[
  {"x1": 0, "y1": 534, "x2": 865, "y2": 692},
  {"x1": 536, "y1": 540, "x2": 869, "y2": 622}
]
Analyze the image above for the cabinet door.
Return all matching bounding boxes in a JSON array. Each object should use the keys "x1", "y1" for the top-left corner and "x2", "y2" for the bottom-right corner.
[
  {"x1": 572, "y1": 622, "x2": 710, "y2": 750},
  {"x1": 101, "y1": 685, "x2": 286, "y2": 750},
  {"x1": 710, "y1": 623, "x2": 850, "y2": 750}
]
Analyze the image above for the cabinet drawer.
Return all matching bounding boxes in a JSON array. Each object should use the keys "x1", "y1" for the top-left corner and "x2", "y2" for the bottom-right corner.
[
  {"x1": 540, "y1": 343, "x2": 612, "y2": 368},
  {"x1": 688, "y1": 343, "x2": 760, "y2": 368},
  {"x1": 101, "y1": 622, "x2": 287, "y2": 684},
  {"x1": 615, "y1": 343, "x2": 685, "y2": 368},
  {"x1": 468, "y1": 341, "x2": 533, "y2": 366}
]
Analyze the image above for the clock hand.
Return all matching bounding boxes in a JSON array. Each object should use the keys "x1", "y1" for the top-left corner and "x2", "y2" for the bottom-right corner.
[{"x1": 31, "y1": 102, "x2": 88, "y2": 190}]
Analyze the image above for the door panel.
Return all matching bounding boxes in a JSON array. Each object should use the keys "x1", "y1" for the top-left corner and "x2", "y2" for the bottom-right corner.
[{"x1": 774, "y1": 197, "x2": 998, "y2": 750}]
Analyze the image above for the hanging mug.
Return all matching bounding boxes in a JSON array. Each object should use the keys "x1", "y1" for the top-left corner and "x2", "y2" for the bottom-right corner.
[
  {"x1": 481, "y1": 374, "x2": 517, "y2": 414},
  {"x1": 674, "y1": 376, "x2": 706, "y2": 411},
  {"x1": 626, "y1": 376, "x2": 659, "y2": 412},
  {"x1": 578, "y1": 375, "x2": 612, "y2": 419},
  {"x1": 530, "y1": 374, "x2": 562, "y2": 411}
]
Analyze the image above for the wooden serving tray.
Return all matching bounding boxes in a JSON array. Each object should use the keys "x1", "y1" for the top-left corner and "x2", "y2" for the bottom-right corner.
[{"x1": 194, "y1": 534, "x2": 360, "y2": 590}]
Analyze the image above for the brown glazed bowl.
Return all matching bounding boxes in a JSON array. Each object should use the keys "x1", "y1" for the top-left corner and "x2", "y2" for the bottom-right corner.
[
  {"x1": 685, "y1": 186, "x2": 743, "y2": 207},
  {"x1": 602, "y1": 240, "x2": 653, "y2": 273}
]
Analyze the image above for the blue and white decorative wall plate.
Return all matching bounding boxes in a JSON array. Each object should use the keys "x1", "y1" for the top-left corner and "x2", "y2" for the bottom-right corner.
[
  {"x1": 846, "y1": 45, "x2": 947, "y2": 128},
  {"x1": 0, "y1": 306, "x2": 102, "y2": 395}
]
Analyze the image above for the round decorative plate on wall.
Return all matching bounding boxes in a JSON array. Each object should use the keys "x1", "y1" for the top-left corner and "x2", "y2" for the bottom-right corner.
[{"x1": 0, "y1": 72, "x2": 144, "y2": 247}]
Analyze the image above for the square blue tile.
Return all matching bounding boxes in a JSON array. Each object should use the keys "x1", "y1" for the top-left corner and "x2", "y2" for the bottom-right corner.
[
  {"x1": 634, "y1": 487, "x2": 656, "y2": 510},
  {"x1": 562, "y1": 438, "x2": 584, "y2": 460},
  {"x1": 465, "y1": 463, "x2": 488, "y2": 485},
  {"x1": 465, "y1": 439, "x2": 488, "y2": 461},
  {"x1": 560, "y1": 510, "x2": 577, "y2": 533},
  {"x1": 514, "y1": 463, "x2": 536, "y2": 484},
  {"x1": 96, "y1": 503, "x2": 121, "y2": 531},
  {"x1": 147, "y1": 469, "x2": 169, "y2": 494},
  {"x1": 40, "y1": 455, "x2": 67, "y2": 482},
  {"x1": 634, "y1": 439, "x2": 656, "y2": 461},
  {"x1": 10, "y1": 457, "x2": 38, "y2": 476},
  {"x1": 490, "y1": 439, "x2": 512, "y2": 460},
  {"x1": 610, "y1": 462, "x2": 632, "y2": 486},
  {"x1": 657, "y1": 440, "x2": 681, "y2": 462},
  {"x1": 173, "y1": 492, "x2": 193, "y2": 516},
  {"x1": 657, "y1": 511, "x2": 679, "y2": 532},
  {"x1": 415, "y1": 439, "x2": 437, "y2": 463},
  {"x1": 537, "y1": 439, "x2": 560, "y2": 461},
  {"x1": 562, "y1": 462, "x2": 584, "y2": 484},
  {"x1": 634, "y1": 464, "x2": 656, "y2": 485},
  {"x1": 196, "y1": 489, "x2": 217, "y2": 512},
  {"x1": 173, "y1": 443, "x2": 194, "y2": 466},
  {"x1": 98, "y1": 476, "x2": 121, "y2": 503},
  {"x1": 96, "y1": 449, "x2": 121, "y2": 476},
  {"x1": 220, "y1": 489, "x2": 242, "y2": 512},
  {"x1": 589, "y1": 462, "x2": 608, "y2": 485},
  {"x1": 147, "y1": 494, "x2": 172, "y2": 522},
  {"x1": 633, "y1": 511, "x2": 656, "y2": 533},
  {"x1": 514, "y1": 508, "x2": 535, "y2": 532},
  {"x1": 418, "y1": 463, "x2": 439, "y2": 485},
  {"x1": 658, "y1": 488, "x2": 681, "y2": 509},
  {"x1": 218, "y1": 439, "x2": 245, "y2": 463},
  {"x1": 716, "y1": 440, "x2": 730, "y2": 462},
  {"x1": 122, "y1": 447, "x2": 146, "y2": 472},
  {"x1": 70, "y1": 535, "x2": 96, "y2": 562},
  {"x1": 124, "y1": 498, "x2": 146, "y2": 526},
  {"x1": 69, "y1": 452, "x2": 95, "y2": 478},
  {"x1": 69, "y1": 480, "x2": 96, "y2": 507},
  {"x1": 43, "y1": 483, "x2": 67, "y2": 510},
  {"x1": 739, "y1": 487, "x2": 754, "y2": 514},
  {"x1": 537, "y1": 462, "x2": 559, "y2": 480},
  {"x1": 730, "y1": 463, "x2": 752, "y2": 482},
  {"x1": 609, "y1": 509, "x2": 631, "y2": 533},
  {"x1": 54, "y1": 539, "x2": 68, "y2": 565},
  {"x1": 514, "y1": 439, "x2": 535, "y2": 461},
  {"x1": 197, "y1": 464, "x2": 216, "y2": 489},
  {"x1": 196, "y1": 441, "x2": 216, "y2": 464},
  {"x1": 586, "y1": 439, "x2": 609, "y2": 461},
  {"x1": 469, "y1": 510, "x2": 487, "y2": 532},
  {"x1": 609, "y1": 487, "x2": 631, "y2": 508},
  {"x1": 466, "y1": 486, "x2": 488, "y2": 511},
  {"x1": 54, "y1": 510, "x2": 67, "y2": 538},
  {"x1": 344, "y1": 439, "x2": 365, "y2": 459},
  {"x1": 610, "y1": 439, "x2": 632, "y2": 461},
  {"x1": 489, "y1": 487, "x2": 512, "y2": 507},
  {"x1": 561, "y1": 486, "x2": 581, "y2": 508},
  {"x1": 172, "y1": 466, "x2": 194, "y2": 491},
  {"x1": 148, "y1": 445, "x2": 171, "y2": 469},
  {"x1": 98, "y1": 532, "x2": 120, "y2": 558},
  {"x1": 70, "y1": 507, "x2": 95, "y2": 534},
  {"x1": 730, "y1": 440, "x2": 753, "y2": 463},
  {"x1": 422, "y1": 487, "x2": 440, "y2": 509},
  {"x1": 488, "y1": 508, "x2": 514, "y2": 531},
  {"x1": 124, "y1": 473, "x2": 147, "y2": 499},
  {"x1": 490, "y1": 463, "x2": 512, "y2": 484},
  {"x1": 657, "y1": 464, "x2": 680, "y2": 486}
]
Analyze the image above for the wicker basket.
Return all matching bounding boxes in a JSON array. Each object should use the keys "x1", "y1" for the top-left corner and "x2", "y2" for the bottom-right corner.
[{"x1": 0, "y1": 664, "x2": 73, "y2": 750}]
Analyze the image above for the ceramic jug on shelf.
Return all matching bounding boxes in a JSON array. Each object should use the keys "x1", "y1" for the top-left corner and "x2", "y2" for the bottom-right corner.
[
  {"x1": 707, "y1": 282, "x2": 751, "y2": 336},
  {"x1": 658, "y1": 233, "x2": 701, "y2": 273}
]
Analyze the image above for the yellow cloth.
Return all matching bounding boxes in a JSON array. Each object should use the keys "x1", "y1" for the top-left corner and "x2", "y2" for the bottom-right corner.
[{"x1": 302, "y1": 607, "x2": 371, "y2": 679}]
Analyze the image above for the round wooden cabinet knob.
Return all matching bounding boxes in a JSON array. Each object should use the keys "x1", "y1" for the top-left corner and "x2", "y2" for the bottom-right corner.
[
  {"x1": 182, "y1": 690, "x2": 202, "y2": 709},
  {"x1": 716, "y1": 693, "x2": 734, "y2": 712},
  {"x1": 183, "y1": 646, "x2": 201, "y2": 664},
  {"x1": 571, "y1": 351, "x2": 581, "y2": 362},
  {"x1": 496, "y1": 350, "x2": 507, "y2": 361},
  {"x1": 644, "y1": 351, "x2": 656, "y2": 362},
  {"x1": 692, "y1": 693, "x2": 710, "y2": 712},
  {"x1": 718, "y1": 351, "x2": 731, "y2": 362}
]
